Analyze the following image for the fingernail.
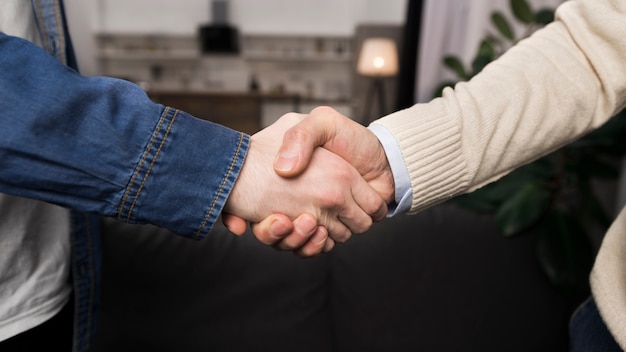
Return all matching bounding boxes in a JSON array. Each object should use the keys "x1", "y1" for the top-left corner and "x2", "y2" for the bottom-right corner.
[
  {"x1": 269, "y1": 219, "x2": 289, "y2": 239},
  {"x1": 311, "y1": 229, "x2": 328, "y2": 244},
  {"x1": 295, "y1": 216, "x2": 317, "y2": 237},
  {"x1": 274, "y1": 152, "x2": 298, "y2": 172}
]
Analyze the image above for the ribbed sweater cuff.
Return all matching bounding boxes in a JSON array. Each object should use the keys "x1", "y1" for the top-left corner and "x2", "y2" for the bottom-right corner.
[{"x1": 370, "y1": 101, "x2": 470, "y2": 214}]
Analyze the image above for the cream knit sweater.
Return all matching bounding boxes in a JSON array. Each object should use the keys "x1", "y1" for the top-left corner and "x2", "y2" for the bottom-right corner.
[{"x1": 372, "y1": 0, "x2": 626, "y2": 347}]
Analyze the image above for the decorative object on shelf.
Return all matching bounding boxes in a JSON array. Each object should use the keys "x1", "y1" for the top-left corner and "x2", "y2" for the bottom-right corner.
[
  {"x1": 240, "y1": 34, "x2": 353, "y2": 62},
  {"x1": 249, "y1": 74, "x2": 260, "y2": 92},
  {"x1": 198, "y1": 0, "x2": 239, "y2": 54},
  {"x1": 357, "y1": 37, "x2": 398, "y2": 121},
  {"x1": 436, "y1": 0, "x2": 626, "y2": 298}
]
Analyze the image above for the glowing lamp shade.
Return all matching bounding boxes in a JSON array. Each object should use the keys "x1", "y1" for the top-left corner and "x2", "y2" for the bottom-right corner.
[{"x1": 357, "y1": 38, "x2": 398, "y2": 77}]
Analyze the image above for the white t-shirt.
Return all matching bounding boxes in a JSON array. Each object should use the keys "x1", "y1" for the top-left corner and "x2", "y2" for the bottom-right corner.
[
  {"x1": 0, "y1": 1, "x2": 72, "y2": 342},
  {"x1": 0, "y1": 0, "x2": 41, "y2": 45}
]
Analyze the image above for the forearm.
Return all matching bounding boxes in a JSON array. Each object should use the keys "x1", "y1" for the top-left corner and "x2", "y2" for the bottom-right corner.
[
  {"x1": 372, "y1": 0, "x2": 626, "y2": 214},
  {"x1": 0, "y1": 33, "x2": 249, "y2": 238}
]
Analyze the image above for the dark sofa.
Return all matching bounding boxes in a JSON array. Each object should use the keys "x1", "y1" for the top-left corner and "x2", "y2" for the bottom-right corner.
[{"x1": 94, "y1": 204, "x2": 582, "y2": 352}]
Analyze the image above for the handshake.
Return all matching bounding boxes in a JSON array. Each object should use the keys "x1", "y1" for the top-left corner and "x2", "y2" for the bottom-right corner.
[{"x1": 222, "y1": 106, "x2": 396, "y2": 257}]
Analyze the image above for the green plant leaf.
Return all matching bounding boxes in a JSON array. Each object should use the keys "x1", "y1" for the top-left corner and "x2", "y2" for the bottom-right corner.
[
  {"x1": 495, "y1": 182, "x2": 552, "y2": 236},
  {"x1": 443, "y1": 56, "x2": 468, "y2": 80},
  {"x1": 472, "y1": 55, "x2": 493, "y2": 76},
  {"x1": 485, "y1": 34, "x2": 506, "y2": 51},
  {"x1": 454, "y1": 158, "x2": 554, "y2": 213},
  {"x1": 453, "y1": 193, "x2": 498, "y2": 213},
  {"x1": 491, "y1": 12, "x2": 515, "y2": 41},
  {"x1": 534, "y1": 211, "x2": 593, "y2": 296},
  {"x1": 511, "y1": 0, "x2": 534, "y2": 24},
  {"x1": 534, "y1": 9, "x2": 555, "y2": 25},
  {"x1": 454, "y1": 175, "x2": 525, "y2": 213},
  {"x1": 572, "y1": 110, "x2": 626, "y2": 156},
  {"x1": 478, "y1": 39, "x2": 497, "y2": 59},
  {"x1": 521, "y1": 156, "x2": 555, "y2": 179}
]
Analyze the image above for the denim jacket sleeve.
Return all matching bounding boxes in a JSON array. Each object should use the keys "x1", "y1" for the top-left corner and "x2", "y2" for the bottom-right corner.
[{"x1": 0, "y1": 33, "x2": 249, "y2": 239}]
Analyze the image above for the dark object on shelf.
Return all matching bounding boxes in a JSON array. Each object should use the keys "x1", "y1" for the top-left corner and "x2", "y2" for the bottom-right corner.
[
  {"x1": 199, "y1": 24, "x2": 239, "y2": 54},
  {"x1": 199, "y1": 0, "x2": 239, "y2": 54}
]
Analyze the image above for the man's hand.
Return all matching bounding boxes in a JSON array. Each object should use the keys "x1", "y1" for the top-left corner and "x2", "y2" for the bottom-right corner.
[
  {"x1": 224, "y1": 107, "x2": 395, "y2": 253},
  {"x1": 222, "y1": 112, "x2": 387, "y2": 256},
  {"x1": 274, "y1": 106, "x2": 394, "y2": 202}
]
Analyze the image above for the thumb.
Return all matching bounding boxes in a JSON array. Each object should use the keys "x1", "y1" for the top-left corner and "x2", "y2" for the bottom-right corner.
[
  {"x1": 273, "y1": 107, "x2": 335, "y2": 178},
  {"x1": 273, "y1": 123, "x2": 318, "y2": 178}
]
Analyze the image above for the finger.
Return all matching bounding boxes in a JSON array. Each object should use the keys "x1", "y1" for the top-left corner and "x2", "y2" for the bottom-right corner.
[
  {"x1": 295, "y1": 226, "x2": 329, "y2": 258},
  {"x1": 322, "y1": 236, "x2": 335, "y2": 253},
  {"x1": 250, "y1": 214, "x2": 294, "y2": 246},
  {"x1": 335, "y1": 195, "x2": 384, "y2": 235},
  {"x1": 274, "y1": 107, "x2": 337, "y2": 177},
  {"x1": 274, "y1": 213, "x2": 319, "y2": 251},
  {"x1": 332, "y1": 177, "x2": 382, "y2": 234},
  {"x1": 221, "y1": 214, "x2": 248, "y2": 236},
  {"x1": 325, "y1": 217, "x2": 353, "y2": 244},
  {"x1": 336, "y1": 204, "x2": 373, "y2": 236},
  {"x1": 352, "y1": 177, "x2": 389, "y2": 223}
]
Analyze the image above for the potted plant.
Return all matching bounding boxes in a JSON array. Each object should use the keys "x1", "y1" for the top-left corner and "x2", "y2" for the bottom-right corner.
[{"x1": 436, "y1": 0, "x2": 626, "y2": 297}]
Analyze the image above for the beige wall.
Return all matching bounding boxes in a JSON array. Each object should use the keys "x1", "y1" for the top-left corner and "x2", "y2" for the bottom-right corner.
[{"x1": 64, "y1": 0, "x2": 406, "y2": 76}]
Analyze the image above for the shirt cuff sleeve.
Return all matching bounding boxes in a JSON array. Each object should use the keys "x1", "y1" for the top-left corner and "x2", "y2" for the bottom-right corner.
[{"x1": 368, "y1": 123, "x2": 412, "y2": 216}]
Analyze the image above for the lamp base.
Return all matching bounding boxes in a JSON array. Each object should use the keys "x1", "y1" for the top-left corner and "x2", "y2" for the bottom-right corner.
[{"x1": 364, "y1": 78, "x2": 386, "y2": 123}]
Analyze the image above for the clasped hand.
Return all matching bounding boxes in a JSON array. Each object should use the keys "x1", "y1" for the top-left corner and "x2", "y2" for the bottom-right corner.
[{"x1": 223, "y1": 107, "x2": 394, "y2": 257}]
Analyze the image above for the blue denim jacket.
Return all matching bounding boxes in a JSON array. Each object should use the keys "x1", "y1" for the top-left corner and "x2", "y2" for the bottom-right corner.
[{"x1": 0, "y1": 1, "x2": 249, "y2": 350}]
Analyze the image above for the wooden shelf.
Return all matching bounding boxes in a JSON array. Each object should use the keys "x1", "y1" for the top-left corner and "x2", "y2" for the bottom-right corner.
[{"x1": 97, "y1": 52, "x2": 200, "y2": 62}]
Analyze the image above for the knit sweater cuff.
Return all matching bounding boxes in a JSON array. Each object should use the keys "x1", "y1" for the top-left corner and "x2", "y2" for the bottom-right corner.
[{"x1": 370, "y1": 100, "x2": 470, "y2": 214}]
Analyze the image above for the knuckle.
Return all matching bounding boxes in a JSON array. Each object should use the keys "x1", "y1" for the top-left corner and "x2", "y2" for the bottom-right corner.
[
  {"x1": 355, "y1": 217, "x2": 373, "y2": 234},
  {"x1": 365, "y1": 194, "x2": 387, "y2": 219},
  {"x1": 283, "y1": 125, "x2": 310, "y2": 145},
  {"x1": 310, "y1": 105, "x2": 335, "y2": 116},
  {"x1": 279, "y1": 112, "x2": 305, "y2": 123},
  {"x1": 320, "y1": 189, "x2": 345, "y2": 209},
  {"x1": 330, "y1": 228, "x2": 351, "y2": 244}
]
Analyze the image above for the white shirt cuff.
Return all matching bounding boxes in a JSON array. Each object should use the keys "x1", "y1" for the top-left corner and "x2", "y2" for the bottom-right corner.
[{"x1": 368, "y1": 124, "x2": 412, "y2": 216}]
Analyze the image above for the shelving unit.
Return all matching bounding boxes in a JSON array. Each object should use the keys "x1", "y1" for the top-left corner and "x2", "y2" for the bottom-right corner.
[
  {"x1": 96, "y1": 34, "x2": 201, "y2": 60},
  {"x1": 94, "y1": 32, "x2": 356, "y2": 129},
  {"x1": 240, "y1": 34, "x2": 353, "y2": 63}
]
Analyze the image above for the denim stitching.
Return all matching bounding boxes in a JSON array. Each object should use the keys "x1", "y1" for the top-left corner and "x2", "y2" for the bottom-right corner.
[
  {"x1": 125, "y1": 109, "x2": 179, "y2": 222},
  {"x1": 117, "y1": 107, "x2": 170, "y2": 220},
  {"x1": 34, "y1": 0, "x2": 49, "y2": 50},
  {"x1": 194, "y1": 131, "x2": 246, "y2": 239},
  {"x1": 33, "y1": 0, "x2": 66, "y2": 64},
  {"x1": 52, "y1": 0, "x2": 66, "y2": 65}
]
